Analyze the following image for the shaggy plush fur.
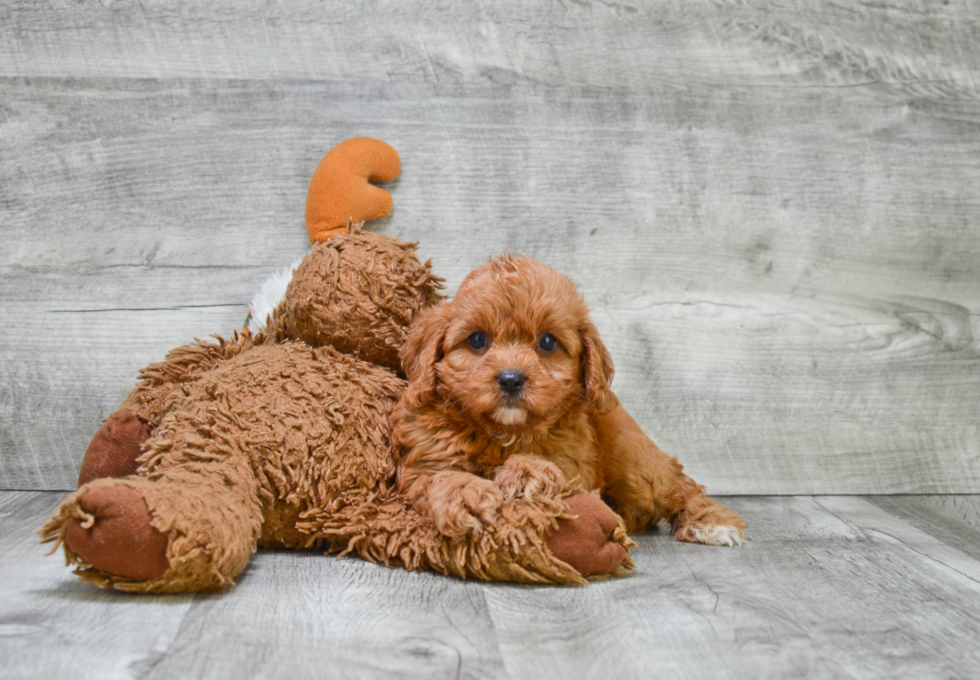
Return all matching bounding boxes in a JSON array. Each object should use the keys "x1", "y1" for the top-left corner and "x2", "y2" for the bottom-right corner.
[
  {"x1": 278, "y1": 229, "x2": 445, "y2": 369},
  {"x1": 392, "y1": 255, "x2": 746, "y2": 545},
  {"x1": 41, "y1": 228, "x2": 634, "y2": 592}
]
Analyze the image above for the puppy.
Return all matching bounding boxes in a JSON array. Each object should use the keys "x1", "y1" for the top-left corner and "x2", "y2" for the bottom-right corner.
[{"x1": 392, "y1": 254, "x2": 745, "y2": 549}]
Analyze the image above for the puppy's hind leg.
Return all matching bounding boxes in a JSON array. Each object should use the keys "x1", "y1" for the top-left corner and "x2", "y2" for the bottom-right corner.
[{"x1": 593, "y1": 403, "x2": 745, "y2": 546}]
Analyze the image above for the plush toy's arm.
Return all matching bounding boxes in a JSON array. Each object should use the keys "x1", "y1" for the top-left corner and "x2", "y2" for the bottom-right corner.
[{"x1": 299, "y1": 488, "x2": 634, "y2": 585}]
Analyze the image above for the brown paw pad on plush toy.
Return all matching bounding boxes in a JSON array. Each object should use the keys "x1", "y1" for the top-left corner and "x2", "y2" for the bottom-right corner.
[
  {"x1": 40, "y1": 137, "x2": 633, "y2": 593},
  {"x1": 547, "y1": 492, "x2": 633, "y2": 578},
  {"x1": 62, "y1": 483, "x2": 169, "y2": 582}
]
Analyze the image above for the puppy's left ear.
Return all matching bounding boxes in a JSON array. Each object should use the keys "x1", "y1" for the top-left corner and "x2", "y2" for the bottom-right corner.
[
  {"x1": 400, "y1": 302, "x2": 450, "y2": 410},
  {"x1": 581, "y1": 319, "x2": 617, "y2": 414}
]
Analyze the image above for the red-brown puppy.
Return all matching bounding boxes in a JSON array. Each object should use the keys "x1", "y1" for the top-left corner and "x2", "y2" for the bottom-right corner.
[{"x1": 392, "y1": 255, "x2": 745, "y2": 548}]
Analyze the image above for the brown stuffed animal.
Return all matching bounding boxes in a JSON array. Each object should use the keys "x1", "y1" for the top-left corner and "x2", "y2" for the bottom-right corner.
[{"x1": 40, "y1": 138, "x2": 633, "y2": 592}]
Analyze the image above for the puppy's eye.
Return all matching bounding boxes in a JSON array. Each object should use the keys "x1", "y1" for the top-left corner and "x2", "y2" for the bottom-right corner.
[
  {"x1": 468, "y1": 331, "x2": 489, "y2": 351},
  {"x1": 537, "y1": 332, "x2": 557, "y2": 353}
]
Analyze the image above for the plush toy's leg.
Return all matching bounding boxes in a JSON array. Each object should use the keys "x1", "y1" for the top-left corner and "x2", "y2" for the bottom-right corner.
[
  {"x1": 61, "y1": 481, "x2": 170, "y2": 581},
  {"x1": 42, "y1": 464, "x2": 264, "y2": 593},
  {"x1": 301, "y1": 488, "x2": 634, "y2": 584},
  {"x1": 73, "y1": 336, "x2": 251, "y2": 491},
  {"x1": 76, "y1": 410, "x2": 150, "y2": 487},
  {"x1": 594, "y1": 403, "x2": 746, "y2": 546},
  {"x1": 545, "y1": 492, "x2": 632, "y2": 577}
]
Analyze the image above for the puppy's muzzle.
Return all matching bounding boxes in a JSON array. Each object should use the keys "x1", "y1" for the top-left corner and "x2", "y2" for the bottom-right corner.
[{"x1": 497, "y1": 370, "x2": 526, "y2": 396}]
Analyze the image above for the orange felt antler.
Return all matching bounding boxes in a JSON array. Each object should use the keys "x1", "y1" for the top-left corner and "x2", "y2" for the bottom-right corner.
[{"x1": 305, "y1": 137, "x2": 401, "y2": 243}]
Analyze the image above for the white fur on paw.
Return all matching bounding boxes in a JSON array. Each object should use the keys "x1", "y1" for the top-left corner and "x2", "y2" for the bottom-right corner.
[{"x1": 691, "y1": 524, "x2": 744, "y2": 547}]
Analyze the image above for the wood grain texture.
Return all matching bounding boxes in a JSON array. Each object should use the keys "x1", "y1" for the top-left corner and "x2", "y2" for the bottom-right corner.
[
  {"x1": 482, "y1": 495, "x2": 980, "y2": 680},
  {"x1": 5, "y1": 492, "x2": 980, "y2": 679},
  {"x1": 867, "y1": 495, "x2": 980, "y2": 563},
  {"x1": 1, "y1": 491, "x2": 504, "y2": 680},
  {"x1": 1, "y1": 0, "x2": 977, "y2": 94},
  {"x1": 140, "y1": 556, "x2": 505, "y2": 680},
  {"x1": 0, "y1": 491, "x2": 194, "y2": 679},
  {"x1": 2, "y1": 1, "x2": 980, "y2": 492}
]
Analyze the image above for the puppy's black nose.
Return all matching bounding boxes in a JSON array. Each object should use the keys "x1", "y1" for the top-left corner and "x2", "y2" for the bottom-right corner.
[{"x1": 497, "y1": 370, "x2": 526, "y2": 396}]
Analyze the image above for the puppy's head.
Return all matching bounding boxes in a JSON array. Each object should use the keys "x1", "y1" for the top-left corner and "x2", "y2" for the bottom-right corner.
[{"x1": 400, "y1": 255, "x2": 615, "y2": 431}]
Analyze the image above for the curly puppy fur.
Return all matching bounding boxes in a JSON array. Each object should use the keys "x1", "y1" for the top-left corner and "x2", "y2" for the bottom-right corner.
[{"x1": 392, "y1": 254, "x2": 746, "y2": 545}]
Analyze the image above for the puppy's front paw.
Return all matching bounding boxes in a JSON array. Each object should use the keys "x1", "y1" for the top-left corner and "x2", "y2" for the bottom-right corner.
[
  {"x1": 676, "y1": 522, "x2": 745, "y2": 547},
  {"x1": 494, "y1": 455, "x2": 566, "y2": 501},
  {"x1": 673, "y1": 499, "x2": 746, "y2": 547},
  {"x1": 425, "y1": 473, "x2": 505, "y2": 538}
]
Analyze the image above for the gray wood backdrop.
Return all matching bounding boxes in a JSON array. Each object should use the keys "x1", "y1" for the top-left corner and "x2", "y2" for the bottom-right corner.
[{"x1": 2, "y1": 0, "x2": 979, "y2": 493}]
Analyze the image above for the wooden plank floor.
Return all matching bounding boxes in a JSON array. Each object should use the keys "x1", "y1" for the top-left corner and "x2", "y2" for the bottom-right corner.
[{"x1": 4, "y1": 491, "x2": 979, "y2": 679}]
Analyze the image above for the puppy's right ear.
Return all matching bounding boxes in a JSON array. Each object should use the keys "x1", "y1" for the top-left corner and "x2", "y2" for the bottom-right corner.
[{"x1": 400, "y1": 302, "x2": 450, "y2": 409}]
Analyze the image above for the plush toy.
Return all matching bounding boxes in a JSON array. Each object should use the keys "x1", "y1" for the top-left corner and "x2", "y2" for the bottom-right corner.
[{"x1": 41, "y1": 138, "x2": 634, "y2": 592}]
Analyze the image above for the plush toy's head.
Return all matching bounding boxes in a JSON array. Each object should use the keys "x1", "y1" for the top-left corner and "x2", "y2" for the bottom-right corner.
[
  {"x1": 278, "y1": 225, "x2": 444, "y2": 369},
  {"x1": 256, "y1": 137, "x2": 444, "y2": 369}
]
